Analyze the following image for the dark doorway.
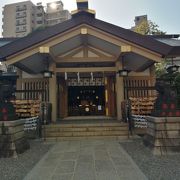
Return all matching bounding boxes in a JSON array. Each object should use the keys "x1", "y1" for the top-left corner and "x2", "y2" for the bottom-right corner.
[{"x1": 68, "y1": 86, "x2": 105, "y2": 116}]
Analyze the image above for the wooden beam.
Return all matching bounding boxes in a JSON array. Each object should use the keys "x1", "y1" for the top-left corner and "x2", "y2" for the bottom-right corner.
[
  {"x1": 62, "y1": 47, "x2": 83, "y2": 58},
  {"x1": 55, "y1": 67, "x2": 117, "y2": 73},
  {"x1": 88, "y1": 47, "x2": 109, "y2": 58},
  {"x1": 56, "y1": 57, "x2": 116, "y2": 63},
  {"x1": 58, "y1": 46, "x2": 83, "y2": 58},
  {"x1": 88, "y1": 45, "x2": 118, "y2": 58}
]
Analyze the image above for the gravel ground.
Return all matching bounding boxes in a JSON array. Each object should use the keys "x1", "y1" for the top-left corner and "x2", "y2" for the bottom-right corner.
[
  {"x1": 0, "y1": 139, "x2": 52, "y2": 180},
  {"x1": 120, "y1": 138, "x2": 180, "y2": 180}
]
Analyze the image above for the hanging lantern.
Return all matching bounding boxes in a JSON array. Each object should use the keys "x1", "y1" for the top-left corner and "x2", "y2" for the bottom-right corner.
[
  {"x1": 117, "y1": 69, "x2": 129, "y2": 77},
  {"x1": 43, "y1": 70, "x2": 53, "y2": 78}
]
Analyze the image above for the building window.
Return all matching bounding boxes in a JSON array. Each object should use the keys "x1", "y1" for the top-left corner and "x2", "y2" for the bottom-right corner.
[
  {"x1": 37, "y1": 13, "x2": 43, "y2": 17},
  {"x1": 16, "y1": 5, "x2": 27, "y2": 11},
  {"x1": 16, "y1": 27, "x2": 20, "y2": 32},
  {"x1": 16, "y1": 6, "x2": 20, "y2": 11},
  {"x1": 37, "y1": 20, "x2": 43, "y2": 24},
  {"x1": 16, "y1": 20, "x2": 20, "y2": 25}
]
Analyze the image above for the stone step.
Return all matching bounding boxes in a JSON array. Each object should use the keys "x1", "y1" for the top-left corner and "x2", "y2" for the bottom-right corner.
[
  {"x1": 43, "y1": 130, "x2": 128, "y2": 137},
  {"x1": 42, "y1": 121, "x2": 129, "y2": 139},
  {"x1": 44, "y1": 136, "x2": 129, "y2": 141},
  {"x1": 43, "y1": 126, "x2": 128, "y2": 133},
  {"x1": 43, "y1": 130, "x2": 129, "y2": 137},
  {"x1": 43, "y1": 122, "x2": 127, "y2": 128}
]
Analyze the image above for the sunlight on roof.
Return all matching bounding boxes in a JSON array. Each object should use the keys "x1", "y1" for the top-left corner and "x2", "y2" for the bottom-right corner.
[
  {"x1": 49, "y1": 2, "x2": 57, "y2": 9},
  {"x1": 36, "y1": 0, "x2": 77, "y2": 11}
]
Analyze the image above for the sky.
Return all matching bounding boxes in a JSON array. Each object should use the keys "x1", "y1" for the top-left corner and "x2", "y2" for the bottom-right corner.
[{"x1": 0, "y1": 0, "x2": 180, "y2": 37}]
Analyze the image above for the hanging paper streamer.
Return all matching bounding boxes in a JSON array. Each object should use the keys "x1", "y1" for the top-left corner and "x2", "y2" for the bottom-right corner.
[
  {"x1": 77, "y1": 72, "x2": 80, "y2": 82},
  {"x1": 65, "y1": 72, "x2": 67, "y2": 80},
  {"x1": 91, "y1": 72, "x2": 93, "y2": 81}
]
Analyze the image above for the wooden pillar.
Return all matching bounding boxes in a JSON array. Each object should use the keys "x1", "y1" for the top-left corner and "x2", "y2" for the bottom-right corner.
[
  {"x1": 59, "y1": 78, "x2": 68, "y2": 118},
  {"x1": 16, "y1": 69, "x2": 22, "y2": 99},
  {"x1": 49, "y1": 63, "x2": 57, "y2": 123},
  {"x1": 16, "y1": 69, "x2": 22, "y2": 90},
  {"x1": 116, "y1": 61, "x2": 124, "y2": 121},
  {"x1": 149, "y1": 65, "x2": 156, "y2": 96},
  {"x1": 149, "y1": 65, "x2": 156, "y2": 85},
  {"x1": 105, "y1": 76, "x2": 116, "y2": 117},
  {"x1": 104, "y1": 77, "x2": 109, "y2": 116}
]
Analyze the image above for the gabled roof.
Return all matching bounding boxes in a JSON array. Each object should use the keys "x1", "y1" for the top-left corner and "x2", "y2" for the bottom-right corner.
[{"x1": 0, "y1": 11, "x2": 178, "y2": 60}]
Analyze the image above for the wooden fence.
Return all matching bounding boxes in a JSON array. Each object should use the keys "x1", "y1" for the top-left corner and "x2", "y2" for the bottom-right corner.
[
  {"x1": 123, "y1": 76, "x2": 157, "y2": 99},
  {"x1": 16, "y1": 78, "x2": 49, "y2": 101}
]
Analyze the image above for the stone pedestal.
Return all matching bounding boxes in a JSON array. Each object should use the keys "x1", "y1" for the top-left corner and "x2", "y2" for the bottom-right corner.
[
  {"x1": 0, "y1": 119, "x2": 30, "y2": 158},
  {"x1": 144, "y1": 116, "x2": 180, "y2": 155}
]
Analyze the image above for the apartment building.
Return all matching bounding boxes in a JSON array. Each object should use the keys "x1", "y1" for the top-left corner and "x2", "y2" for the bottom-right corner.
[{"x1": 2, "y1": 1, "x2": 71, "y2": 38}]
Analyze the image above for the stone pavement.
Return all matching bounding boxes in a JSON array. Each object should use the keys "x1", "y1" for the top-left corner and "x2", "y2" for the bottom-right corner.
[{"x1": 24, "y1": 139, "x2": 148, "y2": 180}]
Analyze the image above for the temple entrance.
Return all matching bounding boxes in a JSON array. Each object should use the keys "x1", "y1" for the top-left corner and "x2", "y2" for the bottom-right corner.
[
  {"x1": 58, "y1": 76, "x2": 116, "y2": 118},
  {"x1": 68, "y1": 86, "x2": 105, "y2": 116},
  {"x1": 66, "y1": 77, "x2": 106, "y2": 116}
]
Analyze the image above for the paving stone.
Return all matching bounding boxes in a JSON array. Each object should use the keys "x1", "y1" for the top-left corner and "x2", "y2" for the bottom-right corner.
[
  {"x1": 111, "y1": 156, "x2": 132, "y2": 167},
  {"x1": 94, "y1": 150, "x2": 109, "y2": 160},
  {"x1": 93, "y1": 144, "x2": 107, "y2": 151},
  {"x1": 78, "y1": 154, "x2": 94, "y2": 163},
  {"x1": 96, "y1": 172, "x2": 120, "y2": 180},
  {"x1": 61, "y1": 152, "x2": 79, "y2": 160},
  {"x1": 55, "y1": 161, "x2": 76, "y2": 174},
  {"x1": 46, "y1": 152, "x2": 63, "y2": 159},
  {"x1": 66, "y1": 142, "x2": 80, "y2": 152},
  {"x1": 107, "y1": 147, "x2": 122, "y2": 157},
  {"x1": 95, "y1": 160, "x2": 116, "y2": 173},
  {"x1": 73, "y1": 172, "x2": 96, "y2": 180},
  {"x1": 51, "y1": 173, "x2": 73, "y2": 180},
  {"x1": 79, "y1": 146, "x2": 94, "y2": 155},
  {"x1": 75, "y1": 162, "x2": 95, "y2": 174}
]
